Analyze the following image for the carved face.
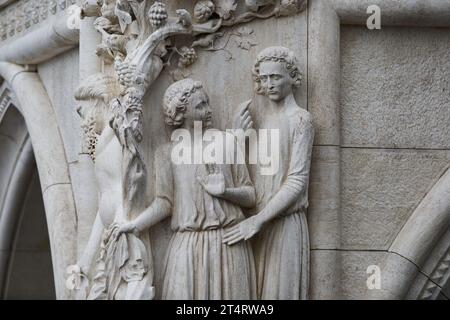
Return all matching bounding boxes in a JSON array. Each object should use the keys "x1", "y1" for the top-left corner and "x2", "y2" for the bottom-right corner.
[
  {"x1": 185, "y1": 89, "x2": 213, "y2": 129},
  {"x1": 259, "y1": 61, "x2": 294, "y2": 101}
]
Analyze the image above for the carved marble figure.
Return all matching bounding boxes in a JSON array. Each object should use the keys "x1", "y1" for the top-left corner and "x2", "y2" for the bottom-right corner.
[
  {"x1": 118, "y1": 78, "x2": 258, "y2": 299},
  {"x1": 72, "y1": 74, "x2": 154, "y2": 300},
  {"x1": 224, "y1": 46, "x2": 314, "y2": 300}
]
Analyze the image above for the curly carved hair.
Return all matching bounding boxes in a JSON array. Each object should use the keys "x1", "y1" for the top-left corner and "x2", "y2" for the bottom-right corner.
[
  {"x1": 163, "y1": 78, "x2": 204, "y2": 127},
  {"x1": 252, "y1": 46, "x2": 302, "y2": 95}
]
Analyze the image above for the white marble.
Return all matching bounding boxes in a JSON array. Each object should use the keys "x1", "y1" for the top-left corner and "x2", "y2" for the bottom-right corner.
[{"x1": 0, "y1": 0, "x2": 449, "y2": 300}]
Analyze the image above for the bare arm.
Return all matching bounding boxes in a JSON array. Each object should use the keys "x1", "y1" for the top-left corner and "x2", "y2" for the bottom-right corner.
[{"x1": 133, "y1": 197, "x2": 172, "y2": 232}]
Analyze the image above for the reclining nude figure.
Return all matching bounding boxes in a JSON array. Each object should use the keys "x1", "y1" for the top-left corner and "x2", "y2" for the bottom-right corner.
[
  {"x1": 70, "y1": 74, "x2": 154, "y2": 300},
  {"x1": 118, "y1": 78, "x2": 257, "y2": 299}
]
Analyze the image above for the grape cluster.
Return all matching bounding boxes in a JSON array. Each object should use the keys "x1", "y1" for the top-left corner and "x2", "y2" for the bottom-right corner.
[
  {"x1": 81, "y1": 116, "x2": 98, "y2": 162},
  {"x1": 178, "y1": 47, "x2": 197, "y2": 68},
  {"x1": 147, "y1": 1, "x2": 168, "y2": 28}
]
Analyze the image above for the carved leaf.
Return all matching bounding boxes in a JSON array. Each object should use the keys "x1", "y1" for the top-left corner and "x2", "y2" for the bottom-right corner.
[
  {"x1": 279, "y1": 0, "x2": 307, "y2": 16},
  {"x1": 214, "y1": 0, "x2": 237, "y2": 20},
  {"x1": 236, "y1": 38, "x2": 257, "y2": 51},
  {"x1": 115, "y1": 0, "x2": 133, "y2": 33},
  {"x1": 235, "y1": 26, "x2": 254, "y2": 36}
]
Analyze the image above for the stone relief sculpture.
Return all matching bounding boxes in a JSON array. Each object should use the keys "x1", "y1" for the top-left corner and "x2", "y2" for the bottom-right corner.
[
  {"x1": 69, "y1": 1, "x2": 196, "y2": 299},
  {"x1": 68, "y1": 0, "x2": 307, "y2": 300},
  {"x1": 224, "y1": 46, "x2": 314, "y2": 300},
  {"x1": 71, "y1": 74, "x2": 155, "y2": 300},
  {"x1": 118, "y1": 78, "x2": 258, "y2": 299}
]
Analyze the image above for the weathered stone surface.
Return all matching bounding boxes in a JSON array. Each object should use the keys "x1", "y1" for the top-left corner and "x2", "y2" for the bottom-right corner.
[
  {"x1": 38, "y1": 48, "x2": 80, "y2": 163},
  {"x1": 42, "y1": 183, "x2": 77, "y2": 299},
  {"x1": 310, "y1": 249, "x2": 341, "y2": 299},
  {"x1": 308, "y1": 146, "x2": 340, "y2": 249},
  {"x1": 333, "y1": 0, "x2": 450, "y2": 27},
  {"x1": 341, "y1": 250, "x2": 418, "y2": 300},
  {"x1": 341, "y1": 26, "x2": 450, "y2": 149},
  {"x1": 341, "y1": 148, "x2": 450, "y2": 250},
  {"x1": 341, "y1": 250, "x2": 386, "y2": 299}
]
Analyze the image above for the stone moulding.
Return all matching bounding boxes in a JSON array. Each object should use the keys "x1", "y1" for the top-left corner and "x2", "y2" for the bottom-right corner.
[
  {"x1": 418, "y1": 245, "x2": 450, "y2": 300},
  {"x1": 0, "y1": 0, "x2": 78, "y2": 43},
  {"x1": 0, "y1": 62, "x2": 78, "y2": 299},
  {"x1": 0, "y1": 0, "x2": 449, "y2": 68},
  {"x1": 387, "y1": 166, "x2": 450, "y2": 300},
  {"x1": 0, "y1": 9, "x2": 79, "y2": 65},
  {"x1": 0, "y1": 86, "x2": 12, "y2": 121},
  {"x1": 333, "y1": 0, "x2": 450, "y2": 27}
]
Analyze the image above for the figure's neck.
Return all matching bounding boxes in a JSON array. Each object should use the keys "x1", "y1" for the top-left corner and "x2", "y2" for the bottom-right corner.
[
  {"x1": 181, "y1": 121, "x2": 213, "y2": 134},
  {"x1": 266, "y1": 92, "x2": 298, "y2": 112}
]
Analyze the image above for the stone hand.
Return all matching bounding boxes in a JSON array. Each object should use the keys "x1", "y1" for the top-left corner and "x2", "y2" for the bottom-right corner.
[
  {"x1": 75, "y1": 258, "x2": 91, "y2": 276},
  {"x1": 222, "y1": 216, "x2": 262, "y2": 245},
  {"x1": 117, "y1": 221, "x2": 140, "y2": 238},
  {"x1": 234, "y1": 100, "x2": 253, "y2": 131},
  {"x1": 197, "y1": 164, "x2": 226, "y2": 197}
]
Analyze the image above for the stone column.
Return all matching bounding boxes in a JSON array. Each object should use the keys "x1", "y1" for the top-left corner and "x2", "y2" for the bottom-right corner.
[
  {"x1": 307, "y1": 0, "x2": 342, "y2": 299},
  {"x1": 73, "y1": 11, "x2": 101, "y2": 258}
]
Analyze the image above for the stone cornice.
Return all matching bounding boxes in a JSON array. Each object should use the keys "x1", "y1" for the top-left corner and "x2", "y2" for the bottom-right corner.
[
  {"x1": 0, "y1": 0, "x2": 78, "y2": 44},
  {"x1": 0, "y1": 9, "x2": 79, "y2": 64}
]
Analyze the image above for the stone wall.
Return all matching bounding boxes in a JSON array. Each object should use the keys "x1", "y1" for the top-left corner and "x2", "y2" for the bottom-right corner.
[{"x1": 339, "y1": 26, "x2": 450, "y2": 299}]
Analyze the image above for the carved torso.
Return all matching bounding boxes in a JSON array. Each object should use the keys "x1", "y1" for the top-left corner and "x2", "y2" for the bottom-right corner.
[
  {"x1": 246, "y1": 97, "x2": 314, "y2": 215},
  {"x1": 94, "y1": 125, "x2": 125, "y2": 227}
]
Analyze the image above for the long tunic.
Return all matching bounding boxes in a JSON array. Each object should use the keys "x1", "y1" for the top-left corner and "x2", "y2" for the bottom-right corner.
[
  {"x1": 246, "y1": 96, "x2": 314, "y2": 300},
  {"x1": 153, "y1": 131, "x2": 257, "y2": 299}
]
